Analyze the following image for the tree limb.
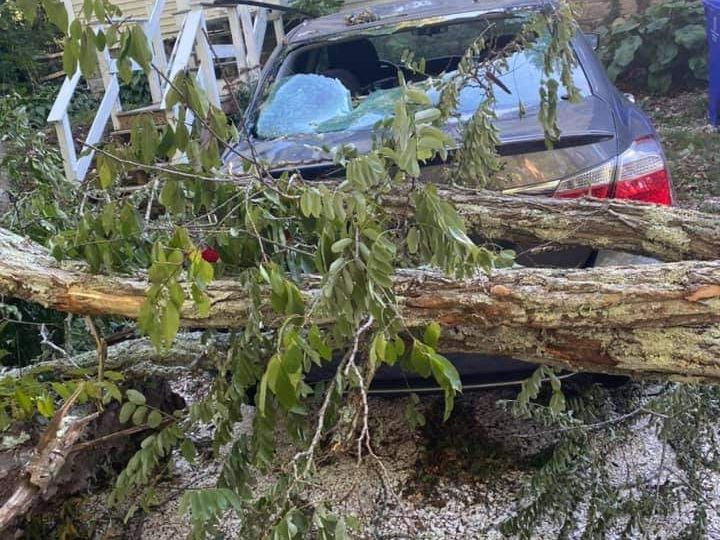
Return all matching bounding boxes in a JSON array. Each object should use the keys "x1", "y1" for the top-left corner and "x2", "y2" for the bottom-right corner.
[
  {"x1": 2, "y1": 225, "x2": 720, "y2": 381},
  {"x1": 384, "y1": 188, "x2": 720, "y2": 262}
]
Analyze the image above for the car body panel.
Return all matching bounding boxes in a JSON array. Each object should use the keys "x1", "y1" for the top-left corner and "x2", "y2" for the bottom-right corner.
[{"x1": 286, "y1": 0, "x2": 555, "y2": 45}]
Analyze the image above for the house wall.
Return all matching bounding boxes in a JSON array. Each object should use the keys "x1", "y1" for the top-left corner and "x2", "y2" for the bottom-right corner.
[{"x1": 69, "y1": 0, "x2": 214, "y2": 38}]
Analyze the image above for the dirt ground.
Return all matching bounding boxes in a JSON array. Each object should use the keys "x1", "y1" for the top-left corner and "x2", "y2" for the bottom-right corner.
[{"x1": 640, "y1": 91, "x2": 720, "y2": 208}]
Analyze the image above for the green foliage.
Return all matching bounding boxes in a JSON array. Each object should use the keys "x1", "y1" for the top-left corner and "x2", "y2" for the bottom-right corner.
[
  {"x1": 288, "y1": 0, "x2": 342, "y2": 19},
  {"x1": 119, "y1": 71, "x2": 152, "y2": 109},
  {"x1": 0, "y1": 0, "x2": 58, "y2": 91},
  {"x1": 496, "y1": 380, "x2": 720, "y2": 539},
  {"x1": 1, "y1": 372, "x2": 125, "y2": 432},
  {"x1": 0, "y1": 94, "x2": 76, "y2": 243},
  {"x1": 600, "y1": 0, "x2": 708, "y2": 94}
]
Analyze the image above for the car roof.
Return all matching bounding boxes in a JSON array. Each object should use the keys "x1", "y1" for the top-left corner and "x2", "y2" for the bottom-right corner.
[{"x1": 286, "y1": 0, "x2": 553, "y2": 45}]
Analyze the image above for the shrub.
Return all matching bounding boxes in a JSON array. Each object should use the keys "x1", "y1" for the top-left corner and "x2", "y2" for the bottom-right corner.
[
  {"x1": 0, "y1": 1, "x2": 58, "y2": 92},
  {"x1": 599, "y1": 0, "x2": 708, "y2": 94}
]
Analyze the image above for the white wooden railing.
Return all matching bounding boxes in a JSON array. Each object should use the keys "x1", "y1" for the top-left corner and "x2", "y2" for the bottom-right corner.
[{"x1": 49, "y1": 0, "x2": 287, "y2": 181}]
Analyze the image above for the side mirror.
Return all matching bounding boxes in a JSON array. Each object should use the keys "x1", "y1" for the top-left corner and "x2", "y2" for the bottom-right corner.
[{"x1": 584, "y1": 32, "x2": 600, "y2": 51}]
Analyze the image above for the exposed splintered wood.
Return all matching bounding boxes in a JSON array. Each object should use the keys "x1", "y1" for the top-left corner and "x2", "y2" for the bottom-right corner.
[
  {"x1": 2, "y1": 226, "x2": 720, "y2": 381},
  {"x1": 384, "y1": 188, "x2": 720, "y2": 262},
  {"x1": 0, "y1": 385, "x2": 99, "y2": 533}
]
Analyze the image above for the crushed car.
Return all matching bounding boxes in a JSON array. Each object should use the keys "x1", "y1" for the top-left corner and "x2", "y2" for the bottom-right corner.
[{"x1": 227, "y1": 0, "x2": 675, "y2": 392}]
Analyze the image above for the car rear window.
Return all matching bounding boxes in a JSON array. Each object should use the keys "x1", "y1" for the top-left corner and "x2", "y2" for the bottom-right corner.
[{"x1": 254, "y1": 17, "x2": 592, "y2": 139}]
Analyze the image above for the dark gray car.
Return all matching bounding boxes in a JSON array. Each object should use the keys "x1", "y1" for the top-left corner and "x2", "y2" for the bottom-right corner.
[{"x1": 228, "y1": 0, "x2": 674, "y2": 392}]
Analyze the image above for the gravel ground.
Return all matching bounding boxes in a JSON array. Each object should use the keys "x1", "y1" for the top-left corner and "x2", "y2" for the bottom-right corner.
[{"x1": 82, "y1": 378, "x2": 720, "y2": 539}]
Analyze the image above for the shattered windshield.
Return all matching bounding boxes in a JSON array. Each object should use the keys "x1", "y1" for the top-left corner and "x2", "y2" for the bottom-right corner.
[{"x1": 255, "y1": 19, "x2": 591, "y2": 139}]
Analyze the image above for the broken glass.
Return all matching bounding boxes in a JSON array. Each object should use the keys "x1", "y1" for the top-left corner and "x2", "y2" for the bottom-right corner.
[
  {"x1": 317, "y1": 87, "x2": 402, "y2": 132},
  {"x1": 255, "y1": 74, "x2": 352, "y2": 139},
  {"x1": 256, "y1": 48, "x2": 591, "y2": 139}
]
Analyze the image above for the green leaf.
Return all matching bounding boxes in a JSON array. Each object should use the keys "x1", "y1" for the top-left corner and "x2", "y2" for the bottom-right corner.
[
  {"x1": 674, "y1": 24, "x2": 706, "y2": 50},
  {"x1": 14, "y1": 388, "x2": 33, "y2": 415},
  {"x1": 689, "y1": 56, "x2": 708, "y2": 80},
  {"x1": 410, "y1": 341, "x2": 432, "y2": 378},
  {"x1": 17, "y1": 0, "x2": 37, "y2": 24},
  {"x1": 613, "y1": 35, "x2": 642, "y2": 67},
  {"x1": 126, "y1": 389, "x2": 146, "y2": 405},
  {"x1": 407, "y1": 227, "x2": 419, "y2": 254},
  {"x1": 180, "y1": 438, "x2": 197, "y2": 462},
  {"x1": 42, "y1": 0, "x2": 69, "y2": 33},
  {"x1": 97, "y1": 155, "x2": 113, "y2": 189},
  {"x1": 83, "y1": 0, "x2": 93, "y2": 19},
  {"x1": 94, "y1": 0, "x2": 106, "y2": 21},
  {"x1": 331, "y1": 238, "x2": 352, "y2": 253},
  {"x1": 162, "y1": 301, "x2": 181, "y2": 349},
  {"x1": 119, "y1": 401, "x2": 136, "y2": 423},
  {"x1": 147, "y1": 410, "x2": 163, "y2": 428},
  {"x1": 423, "y1": 322, "x2": 441, "y2": 349},
  {"x1": 258, "y1": 354, "x2": 281, "y2": 416},
  {"x1": 131, "y1": 405, "x2": 148, "y2": 425},
  {"x1": 308, "y1": 325, "x2": 331, "y2": 361},
  {"x1": 429, "y1": 352, "x2": 461, "y2": 421},
  {"x1": 405, "y1": 86, "x2": 431, "y2": 105},
  {"x1": 62, "y1": 37, "x2": 78, "y2": 76},
  {"x1": 36, "y1": 393, "x2": 55, "y2": 418},
  {"x1": 656, "y1": 42, "x2": 679, "y2": 66},
  {"x1": 128, "y1": 24, "x2": 152, "y2": 73},
  {"x1": 79, "y1": 29, "x2": 96, "y2": 77}
]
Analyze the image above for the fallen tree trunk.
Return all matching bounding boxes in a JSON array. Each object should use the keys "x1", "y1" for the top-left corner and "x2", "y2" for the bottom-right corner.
[
  {"x1": 385, "y1": 188, "x2": 720, "y2": 262},
  {"x1": 196, "y1": 178, "x2": 720, "y2": 262},
  {"x1": 2, "y1": 226, "x2": 720, "y2": 329},
  {"x1": 1, "y1": 226, "x2": 720, "y2": 381}
]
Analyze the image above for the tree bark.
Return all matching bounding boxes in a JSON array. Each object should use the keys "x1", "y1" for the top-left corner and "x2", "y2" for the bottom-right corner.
[
  {"x1": 385, "y1": 188, "x2": 720, "y2": 262},
  {"x1": 230, "y1": 179, "x2": 720, "y2": 261},
  {"x1": 2, "y1": 226, "x2": 720, "y2": 381}
]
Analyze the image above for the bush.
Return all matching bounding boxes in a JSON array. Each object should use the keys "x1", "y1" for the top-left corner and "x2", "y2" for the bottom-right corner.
[
  {"x1": 599, "y1": 0, "x2": 708, "y2": 94},
  {"x1": 0, "y1": 1, "x2": 58, "y2": 92}
]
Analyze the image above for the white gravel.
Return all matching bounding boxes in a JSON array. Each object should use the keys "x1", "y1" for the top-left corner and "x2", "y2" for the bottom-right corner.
[{"x1": 79, "y1": 379, "x2": 720, "y2": 540}]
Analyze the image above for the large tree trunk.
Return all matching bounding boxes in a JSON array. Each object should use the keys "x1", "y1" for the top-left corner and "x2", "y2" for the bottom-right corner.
[
  {"x1": 1, "y1": 225, "x2": 720, "y2": 382},
  {"x1": 224, "y1": 180, "x2": 720, "y2": 262},
  {"x1": 385, "y1": 188, "x2": 720, "y2": 262}
]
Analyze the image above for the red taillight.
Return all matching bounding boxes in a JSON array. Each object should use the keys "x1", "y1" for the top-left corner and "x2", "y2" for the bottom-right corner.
[
  {"x1": 613, "y1": 136, "x2": 672, "y2": 206},
  {"x1": 553, "y1": 136, "x2": 672, "y2": 206}
]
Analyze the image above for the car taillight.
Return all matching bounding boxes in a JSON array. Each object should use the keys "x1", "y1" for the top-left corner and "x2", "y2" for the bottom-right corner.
[
  {"x1": 553, "y1": 136, "x2": 672, "y2": 205},
  {"x1": 613, "y1": 136, "x2": 672, "y2": 205},
  {"x1": 553, "y1": 159, "x2": 615, "y2": 199}
]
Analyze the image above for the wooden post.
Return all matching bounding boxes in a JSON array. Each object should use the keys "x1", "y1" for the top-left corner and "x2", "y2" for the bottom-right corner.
[
  {"x1": 92, "y1": 25, "x2": 123, "y2": 130},
  {"x1": 238, "y1": 5, "x2": 260, "y2": 75},
  {"x1": 272, "y1": 13, "x2": 285, "y2": 47},
  {"x1": 55, "y1": 114, "x2": 78, "y2": 181},
  {"x1": 253, "y1": 6, "x2": 268, "y2": 55},
  {"x1": 227, "y1": 7, "x2": 249, "y2": 79},
  {"x1": 147, "y1": 0, "x2": 169, "y2": 102},
  {"x1": 195, "y1": 14, "x2": 221, "y2": 108},
  {"x1": 145, "y1": 21, "x2": 164, "y2": 103}
]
